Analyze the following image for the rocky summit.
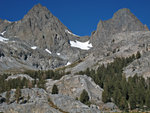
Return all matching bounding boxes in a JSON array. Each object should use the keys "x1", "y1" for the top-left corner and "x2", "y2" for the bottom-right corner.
[{"x1": 0, "y1": 3, "x2": 150, "y2": 113}]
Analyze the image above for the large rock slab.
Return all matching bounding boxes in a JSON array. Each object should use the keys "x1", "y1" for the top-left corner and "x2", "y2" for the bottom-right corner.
[
  {"x1": 50, "y1": 94, "x2": 101, "y2": 113},
  {"x1": 46, "y1": 74, "x2": 103, "y2": 105}
]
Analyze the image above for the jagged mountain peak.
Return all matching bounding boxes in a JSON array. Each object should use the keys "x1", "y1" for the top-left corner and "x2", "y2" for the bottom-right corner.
[
  {"x1": 23, "y1": 3, "x2": 53, "y2": 21},
  {"x1": 112, "y1": 8, "x2": 142, "y2": 23},
  {"x1": 113, "y1": 8, "x2": 131, "y2": 17},
  {"x1": 0, "y1": 4, "x2": 84, "y2": 70},
  {"x1": 91, "y1": 8, "x2": 149, "y2": 47},
  {"x1": 32, "y1": 3, "x2": 43, "y2": 9},
  {"x1": 3, "y1": 4, "x2": 70, "y2": 50},
  {"x1": 28, "y1": 3, "x2": 49, "y2": 14}
]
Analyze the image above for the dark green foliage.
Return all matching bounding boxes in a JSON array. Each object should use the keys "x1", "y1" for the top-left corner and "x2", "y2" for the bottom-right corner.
[
  {"x1": 145, "y1": 90, "x2": 150, "y2": 108},
  {"x1": 0, "y1": 74, "x2": 32, "y2": 94},
  {"x1": 24, "y1": 69, "x2": 65, "y2": 80},
  {"x1": 80, "y1": 89, "x2": 90, "y2": 105},
  {"x1": 52, "y1": 84, "x2": 58, "y2": 94},
  {"x1": 0, "y1": 69, "x2": 67, "y2": 94},
  {"x1": 15, "y1": 87, "x2": 21, "y2": 103},
  {"x1": 6, "y1": 91, "x2": 10, "y2": 104},
  {"x1": 27, "y1": 93, "x2": 30, "y2": 101},
  {"x1": 136, "y1": 51, "x2": 141, "y2": 59},
  {"x1": 78, "y1": 55, "x2": 150, "y2": 111}
]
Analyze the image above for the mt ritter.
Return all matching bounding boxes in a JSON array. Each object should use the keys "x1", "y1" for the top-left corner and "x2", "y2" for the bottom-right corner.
[{"x1": 0, "y1": 4, "x2": 150, "y2": 113}]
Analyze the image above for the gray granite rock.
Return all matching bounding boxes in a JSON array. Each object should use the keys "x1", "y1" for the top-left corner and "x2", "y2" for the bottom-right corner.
[
  {"x1": 46, "y1": 74, "x2": 103, "y2": 105},
  {"x1": 50, "y1": 94, "x2": 101, "y2": 113},
  {"x1": 0, "y1": 88, "x2": 102, "y2": 113}
]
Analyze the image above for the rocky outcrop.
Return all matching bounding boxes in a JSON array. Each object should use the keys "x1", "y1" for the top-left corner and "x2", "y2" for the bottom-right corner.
[
  {"x1": 46, "y1": 74, "x2": 103, "y2": 105},
  {"x1": 124, "y1": 51, "x2": 150, "y2": 78},
  {"x1": 0, "y1": 88, "x2": 102, "y2": 113},
  {"x1": 0, "y1": 37, "x2": 67, "y2": 72},
  {"x1": 49, "y1": 94, "x2": 101, "y2": 113},
  {"x1": 5, "y1": 74, "x2": 34, "y2": 81},
  {"x1": 0, "y1": 88, "x2": 60, "y2": 113}
]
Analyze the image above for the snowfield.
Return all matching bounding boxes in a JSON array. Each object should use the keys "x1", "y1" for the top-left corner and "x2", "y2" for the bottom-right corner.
[
  {"x1": 31, "y1": 46, "x2": 37, "y2": 50},
  {"x1": 70, "y1": 40, "x2": 93, "y2": 50},
  {"x1": 0, "y1": 36, "x2": 9, "y2": 42},
  {"x1": 45, "y1": 49, "x2": 52, "y2": 54},
  {"x1": 0, "y1": 31, "x2": 6, "y2": 35},
  {"x1": 57, "y1": 53, "x2": 60, "y2": 56}
]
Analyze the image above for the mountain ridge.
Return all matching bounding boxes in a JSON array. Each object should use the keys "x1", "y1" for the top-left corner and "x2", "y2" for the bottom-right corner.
[{"x1": 0, "y1": 4, "x2": 150, "y2": 112}]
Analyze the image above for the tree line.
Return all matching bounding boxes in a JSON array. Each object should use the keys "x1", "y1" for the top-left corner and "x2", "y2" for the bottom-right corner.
[{"x1": 0, "y1": 69, "x2": 68, "y2": 94}]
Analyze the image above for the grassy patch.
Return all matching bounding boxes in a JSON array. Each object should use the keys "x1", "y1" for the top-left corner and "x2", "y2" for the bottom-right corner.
[{"x1": 55, "y1": 59, "x2": 83, "y2": 72}]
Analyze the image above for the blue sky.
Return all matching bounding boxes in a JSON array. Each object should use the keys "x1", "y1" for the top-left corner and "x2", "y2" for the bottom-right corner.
[{"x1": 0, "y1": 0, "x2": 150, "y2": 36}]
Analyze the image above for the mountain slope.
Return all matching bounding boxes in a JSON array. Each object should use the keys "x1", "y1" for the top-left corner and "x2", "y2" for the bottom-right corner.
[{"x1": 69, "y1": 9, "x2": 150, "y2": 77}]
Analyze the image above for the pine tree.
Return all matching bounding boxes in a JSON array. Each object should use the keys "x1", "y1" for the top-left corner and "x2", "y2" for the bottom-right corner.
[
  {"x1": 80, "y1": 89, "x2": 89, "y2": 104},
  {"x1": 6, "y1": 91, "x2": 10, "y2": 104},
  {"x1": 52, "y1": 84, "x2": 58, "y2": 94},
  {"x1": 15, "y1": 87, "x2": 21, "y2": 103},
  {"x1": 27, "y1": 93, "x2": 30, "y2": 102},
  {"x1": 129, "y1": 93, "x2": 136, "y2": 110},
  {"x1": 119, "y1": 97, "x2": 128, "y2": 111},
  {"x1": 136, "y1": 51, "x2": 141, "y2": 59},
  {"x1": 145, "y1": 90, "x2": 150, "y2": 108}
]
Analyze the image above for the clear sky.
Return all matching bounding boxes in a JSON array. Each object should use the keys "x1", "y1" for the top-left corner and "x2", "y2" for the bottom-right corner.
[{"x1": 0, "y1": 0, "x2": 150, "y2": 36}]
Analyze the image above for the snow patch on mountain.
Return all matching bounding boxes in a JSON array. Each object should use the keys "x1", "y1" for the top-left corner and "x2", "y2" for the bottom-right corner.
[
  {"x1": 45, "y1": 49, "x2": 52, "y2": 54},
  {"x1": 0, "y1": 36, "x2": 9, "y2": 42},
  {"x1": 65, "y1": 62, "x2": 71, "y2": 66},
  {"x1": 0, "y1": 31, "x2": 6, "y2": 35},
  {"x1": 31, "y1": 46, "x2": 37, "y2": 50},
  {"x1": 57, "y1": 53, "x2": 60, "y2": 56},
  {"x1": 65, "y1": 29, "x2": 79, "y2": 37},
  {"x1": 70, "y1": 40, "x2": 93, "y2": 50}
]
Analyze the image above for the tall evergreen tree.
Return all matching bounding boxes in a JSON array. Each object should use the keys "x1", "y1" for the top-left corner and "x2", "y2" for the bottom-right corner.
[
  {"x1": 80, "y1": 89, "x2": 89, "y2": 104},
  {"x1": 52, "y1": 84, "x2": 58, "y2": 94},
  {"x1": 15, "y1": 87, "x2": 21, "y2": 103},
  {"x1": 136, "y1": 51, "x2": 141, "y2": 59},
  {"x1": 6, "y1": 91, "x2": 10, "y2": 104}
]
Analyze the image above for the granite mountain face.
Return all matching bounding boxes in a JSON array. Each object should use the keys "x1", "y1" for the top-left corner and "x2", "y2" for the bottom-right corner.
[
  {"x1": 0, "y1": 4, "x2": 88, "y2": 72},
  {"x1": 91, "y1": 8, "x2": 148, "y2": 47},
  {"x1": 0, "y1": 4, "x2": 150, "y2": 113},
  {"x1": 3, "y1": 4, "x2": 70, "y2": 50}
]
